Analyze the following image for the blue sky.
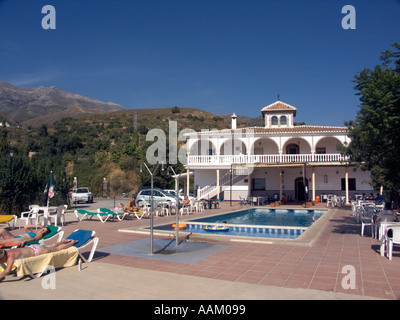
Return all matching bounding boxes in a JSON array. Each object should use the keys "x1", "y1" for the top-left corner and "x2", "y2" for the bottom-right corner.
[{"x1": 0, "y1": 0, "x2": 399, "y2": 126}]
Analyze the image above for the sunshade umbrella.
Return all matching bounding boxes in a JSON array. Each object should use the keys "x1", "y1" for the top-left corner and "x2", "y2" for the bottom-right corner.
[
  {"x1": 42, "y1": 171, "x2": 55, "y2": 226},
  {"x1": 43, "y1": 171, "x2": 55, "y2": 207}
]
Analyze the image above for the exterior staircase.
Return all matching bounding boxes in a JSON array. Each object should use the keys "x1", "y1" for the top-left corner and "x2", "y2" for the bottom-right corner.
[{"x1": 197, "y1": 169, "x2": 247, "y2": 200}]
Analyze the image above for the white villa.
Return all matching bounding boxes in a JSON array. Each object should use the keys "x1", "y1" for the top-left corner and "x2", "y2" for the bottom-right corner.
[{"x1": 184, "y1": 101, "x2": 373, "y2": 204}]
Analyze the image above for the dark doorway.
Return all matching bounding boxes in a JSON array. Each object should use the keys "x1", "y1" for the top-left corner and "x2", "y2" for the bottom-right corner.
[{"x1": 295, "y1": 177, "x2": 308, "y2": 201}]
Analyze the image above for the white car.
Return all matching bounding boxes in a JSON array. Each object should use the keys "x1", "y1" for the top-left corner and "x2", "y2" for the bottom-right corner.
[
  {"x1": 164, "y1": 189, "x2": 196, "y2": 202},
  {"x1": 71, "y1": 187, "x2": 93, "y2": 203},
  {"x1": 164, "y1": 189, "x2": 184, "y2": 200}
]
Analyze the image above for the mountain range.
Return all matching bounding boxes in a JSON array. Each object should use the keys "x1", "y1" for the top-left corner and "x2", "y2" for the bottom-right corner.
[
  {"x1": 0, "y1": 81, "x2": 125, "y2": 126},
  {"x1": 0, "y1": 81, "x2": 265, "y2": 127}
]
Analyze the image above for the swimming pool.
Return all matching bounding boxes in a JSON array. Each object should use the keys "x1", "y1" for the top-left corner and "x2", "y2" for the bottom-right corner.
[{"x1": 154, "y1": 208, "x2": 327, "y2": 240}]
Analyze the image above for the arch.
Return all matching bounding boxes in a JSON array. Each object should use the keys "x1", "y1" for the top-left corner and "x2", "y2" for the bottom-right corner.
[
  {"x1": 188, "y1": 138, "x2": 218, "y2": 156},
  {"x1": 315, "y1": 136, "x2": 345, "y2": 154},
  {"x1": 283, "y1": 138, "x2": 311, "y2": 154},
  {"x1": 251, "y1": 137, "x2": 279, "y2": 154},
  {"x1": 220, "y1": 138, "x2": 247, "y2": 155}
]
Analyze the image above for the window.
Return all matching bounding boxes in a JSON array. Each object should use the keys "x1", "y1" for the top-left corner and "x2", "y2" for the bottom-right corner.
[
  {"x1": 271, "y1": 116, "x2": 278, "y2": 125},
  {"x1": 341, "y1": 178, "x2": 356, "y2": 191},
  {"x1": 252, "y1": 178, "x2": 265, "y2": 190},
  {"x1": 316, "y1": 148, "x2": 326, "y2": 154},
  {"x1": 280, "y1": 116, "x2": 287, "y2": 125},
  {"x1": 286, "y1": 144, "x2": 299, "y2": 154}
]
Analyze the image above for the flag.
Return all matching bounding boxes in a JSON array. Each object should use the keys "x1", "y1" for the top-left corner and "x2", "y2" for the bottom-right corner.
[{"x1": 44, "y1": 171, "x2": 55, "y2": 206}]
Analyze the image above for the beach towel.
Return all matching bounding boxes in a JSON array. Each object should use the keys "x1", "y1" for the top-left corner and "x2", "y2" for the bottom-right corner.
[{"x1": 13, "y1": 246, "x2": 78, "y2": 277}]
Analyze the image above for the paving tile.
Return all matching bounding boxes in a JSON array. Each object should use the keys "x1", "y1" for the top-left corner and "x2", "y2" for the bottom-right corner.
[{"x1": 55, "y1": 202, "x2": 400, "y2": 299}]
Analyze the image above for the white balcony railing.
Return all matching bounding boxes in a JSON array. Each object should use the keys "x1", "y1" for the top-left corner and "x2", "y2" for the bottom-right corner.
[{"x1": 187, "y1": 153, "x2": 350, "y2": 166}]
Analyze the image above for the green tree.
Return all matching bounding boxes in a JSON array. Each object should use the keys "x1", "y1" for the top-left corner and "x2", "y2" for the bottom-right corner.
[{"x1": 345, "y1": 43, "x2": 400, "y2": 206}]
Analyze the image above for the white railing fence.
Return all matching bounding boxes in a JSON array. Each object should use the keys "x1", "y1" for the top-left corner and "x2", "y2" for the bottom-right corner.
[{"x1": 188, "y1": 153, "x2": 349, "y2": 166}]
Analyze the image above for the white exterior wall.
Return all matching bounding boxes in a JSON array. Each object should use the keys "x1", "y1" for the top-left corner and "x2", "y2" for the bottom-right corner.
[{"x1": 185, "y1": 101, "x2": 372, "y2": 201}]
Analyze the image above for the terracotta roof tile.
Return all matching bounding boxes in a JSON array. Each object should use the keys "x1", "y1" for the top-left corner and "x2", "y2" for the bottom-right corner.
[{"x1": 261, "y1": 101, "x2": 297, "y2": 115}]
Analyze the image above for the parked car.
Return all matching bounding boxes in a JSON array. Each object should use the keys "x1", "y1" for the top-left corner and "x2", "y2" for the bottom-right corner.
[
  {"x1": 164, "y1": 189, "x2": 196, "y2": 202},
  {"x1": 70, "y1": 187, "x2": 93, "y2": 203},
  {"x1": 135, "y1": 188, "x2": 177, "y2": 207},
  {"x1": 164, "y1": 189, "x2": 184, "y2": 201}
]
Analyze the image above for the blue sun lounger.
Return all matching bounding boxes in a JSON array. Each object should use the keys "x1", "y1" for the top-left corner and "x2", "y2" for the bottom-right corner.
[{"x1": 66, "y1": 229, "x2": 99, "y2": 263}]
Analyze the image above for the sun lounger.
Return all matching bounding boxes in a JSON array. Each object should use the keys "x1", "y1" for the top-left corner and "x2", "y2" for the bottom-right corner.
[
  {"x1": 97, "y1": 208, "x2": 127, "y2": 221},
  {"x1": 12, "y1": 246, "x2": 79, "y2": 278},
  {"x1": 74, "y1": 209, "x2": 113, "y2": 223},
  {"x1": 1, "y1": 228, "x2": 97, "y2": 279},
  {"x1": 66, "y1": 229, "x2": 99, "y2": 263},
  {"x1": 98, "y1": 208, "x2": 147, "y2": 220},
  {"x1": 28, "y1": 225, "x2": 64, "y2": 246},
  {"x1": 0, "y1": 215, "x2": 17, "y2": 229},
  {"x1": 131, "y1": 210, "x2": 147, "y2": 220},
  {"x1": 0, "y1": 226, "x2": 63, "y2": 249}
]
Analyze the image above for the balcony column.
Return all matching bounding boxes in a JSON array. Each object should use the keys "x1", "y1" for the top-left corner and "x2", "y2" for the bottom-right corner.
[
  {"x1": 247, "y1": 170, "x2": 252, "y2": 199},
  {"x1": 216, "y1": 169, "x2": 220, "y2": 199},
  {"x1": 186, "y1": 169, "x2": 190, "y2": 196},
  {"x1": 345, "y1": 167, "x2": 350, "y2": 205},
  {"x1": 279, "y1": 168, "x2": 283, "y2": 201},
  {"x1": 312, "y1": 167, "x2": 316, "y2": 201}
]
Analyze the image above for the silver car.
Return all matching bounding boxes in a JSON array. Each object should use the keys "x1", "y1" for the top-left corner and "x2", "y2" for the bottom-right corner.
[
  {"x1": 136, "y1": 188, "x2": 176, "y2": 207},
  {"x1": 71, "y1": 187, "x2": 93, "y2": 203}
]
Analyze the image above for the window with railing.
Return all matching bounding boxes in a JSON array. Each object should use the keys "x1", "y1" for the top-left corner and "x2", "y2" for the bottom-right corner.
[{"x1": 286, "y1": 144, "x2": 299, "y2": 154}]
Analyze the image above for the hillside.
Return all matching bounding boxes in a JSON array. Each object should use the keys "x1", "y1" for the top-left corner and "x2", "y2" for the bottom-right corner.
[
  {"x1": 0, "y1": 81, "x2": 125, "y2": 124},
  {"x1": 97, "y1": 106, "x2": 232, "y2": 133}
]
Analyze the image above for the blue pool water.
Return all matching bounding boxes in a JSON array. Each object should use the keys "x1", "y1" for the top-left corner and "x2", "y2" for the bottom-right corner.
[
  {"x1": 154, "y1": 208, "x2": 327, "y2": 239},
  {"x1": 192, "y1": 208, "x2": 326, "y2": 227}
]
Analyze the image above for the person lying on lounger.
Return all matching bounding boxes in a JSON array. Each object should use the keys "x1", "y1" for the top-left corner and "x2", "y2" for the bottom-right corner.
[
  {"x1": 0, "y1": 225, "x2": 51, "y2": 247},
  {"x1": 0, "y1": 238, "x2": 78, "y2": 280},
  {"x1": 126, "y1": 197, "x2": 140, "y2": 212}
]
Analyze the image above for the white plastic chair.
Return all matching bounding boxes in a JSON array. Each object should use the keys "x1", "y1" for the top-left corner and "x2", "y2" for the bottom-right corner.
[
  {"x1": 192, "y1": 199, "x2": 204, "y2": 212},
  {"x1": 386, "y1": 226, "x2": 400, "y2": 260},
  {"x1": 47, "y1": 205, "x2": 68, "y2": 227},
  {"x1": 19, "y1": 206, "x2": 41, "y2": 227},
  {"x1": 179, "y1": 204, "x2": 190, "y2": 216},
  {"x1": 156, "y1": 202, "x2": 170, "y2": 216},
  {"x1": 360, "y1": 207, "x2": 375, "y2": 237},
  {"x1": 376, "y1": 213, "x2": 398, "y2": 240},
  {"x1": 239, "y1": 196, "x2": 249, "y2": 206}
]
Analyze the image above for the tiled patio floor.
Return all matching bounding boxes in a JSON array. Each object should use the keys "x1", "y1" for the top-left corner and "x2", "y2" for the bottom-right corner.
[{"x1": 58, "y1": 202, "x2": 400, "y2": 299}]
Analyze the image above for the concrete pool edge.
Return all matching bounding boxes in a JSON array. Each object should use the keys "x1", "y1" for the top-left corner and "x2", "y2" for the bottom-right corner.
[{"x1": 118, "y1": 207, "x2": 336, "y2": 246}]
